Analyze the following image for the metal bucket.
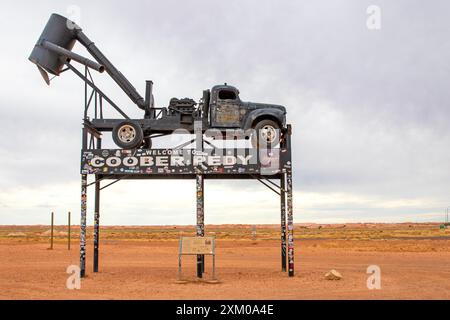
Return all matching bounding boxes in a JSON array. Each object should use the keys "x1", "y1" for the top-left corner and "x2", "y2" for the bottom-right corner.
[{"x1": 29, "y1": 14, "x2": 77, "y2": 76}]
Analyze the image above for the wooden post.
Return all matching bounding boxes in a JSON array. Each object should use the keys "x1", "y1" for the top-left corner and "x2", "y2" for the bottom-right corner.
[
  {"x1": 68, "y1": 211, "x2": 71, "y2": 250},
  {"x1": 50, "y1": 212, "x2": 54, "y2": 250}
]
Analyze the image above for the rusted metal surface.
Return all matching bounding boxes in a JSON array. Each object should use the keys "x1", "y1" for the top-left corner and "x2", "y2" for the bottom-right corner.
[{"x1": 214, "y1": 102, "x2": 241, "y2": 126}]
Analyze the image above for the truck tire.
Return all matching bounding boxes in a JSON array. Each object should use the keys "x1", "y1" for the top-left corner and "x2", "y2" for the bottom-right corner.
[
  {"x1": 251, "y1": 119, "x2": 280, "y2": 148},
  {"x1": 112, "y1": 121, "x2": 144, "y2": 149}
]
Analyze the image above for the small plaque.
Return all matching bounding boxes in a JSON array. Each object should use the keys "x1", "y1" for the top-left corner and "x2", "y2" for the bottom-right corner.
[{"x1": 180, "y1": 237, "x2": 215, "y2": 255}]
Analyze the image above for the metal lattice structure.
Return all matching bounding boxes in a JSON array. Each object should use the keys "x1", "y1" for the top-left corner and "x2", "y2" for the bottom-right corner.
[
  {"x1": 78, "y1": 81, "x2": 295, "y2": 277},
  {"x1": 29, "y1": 13, "x2": 295, "y2": 279}
]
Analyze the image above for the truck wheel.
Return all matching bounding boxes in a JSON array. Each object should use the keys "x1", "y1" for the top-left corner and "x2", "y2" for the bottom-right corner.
[
  {"x1": 112, "y1": 121, "x2": 143, "y2": 149},
  {"x1": 251, "y1": 119, "x2": 280, "y2": 148}
]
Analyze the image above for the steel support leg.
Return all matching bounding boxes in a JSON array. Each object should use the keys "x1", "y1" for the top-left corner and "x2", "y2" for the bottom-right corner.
[
  {"x1": 280, "y1": 173, "x2": 287, "y2": 272},
  {"x1": 93, "y1": 175, "x2": 100, "y2": 272},
  {"x1": 286, "y1": 169, "x2": 294, "y2": 277},
  {"x1": 80, "y1": 174, "x2": 87, "y2": 278},
  {"x1": 196, "y1": 174, "x2": 205, "y2": 278}
]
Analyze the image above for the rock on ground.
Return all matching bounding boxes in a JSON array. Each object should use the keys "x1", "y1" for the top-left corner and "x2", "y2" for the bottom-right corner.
[{"x1": 325, "y1": 269, "x2": 343, "y2": 280}]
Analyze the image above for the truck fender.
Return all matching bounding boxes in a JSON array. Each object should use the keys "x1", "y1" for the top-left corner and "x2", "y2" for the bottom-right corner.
[{"x1": 243, "y1": 109, "x2": 285, "y2": 130}]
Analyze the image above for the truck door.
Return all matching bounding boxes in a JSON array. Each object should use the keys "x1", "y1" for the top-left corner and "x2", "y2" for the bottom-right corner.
[{"x1": 211, "y1": 89, "x2": 242, "y2": 128}]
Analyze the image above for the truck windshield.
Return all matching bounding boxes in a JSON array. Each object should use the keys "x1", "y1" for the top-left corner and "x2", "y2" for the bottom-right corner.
[{"x1": 218, "y1": 90, "x2": 237, "y2": 100}]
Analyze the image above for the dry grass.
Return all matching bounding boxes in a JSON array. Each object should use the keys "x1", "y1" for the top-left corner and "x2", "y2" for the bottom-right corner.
[{"x1": 0, "y1": 223, "x2": 448, "y2": 244}]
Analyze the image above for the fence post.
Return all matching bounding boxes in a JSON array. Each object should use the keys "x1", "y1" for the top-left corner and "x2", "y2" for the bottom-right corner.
[
  {"x1": 68, "y1": 211, "x2": 71, "y2": 250},
  {"x1": 50, "y1": 212, "x2": 54, "y2": 250}
]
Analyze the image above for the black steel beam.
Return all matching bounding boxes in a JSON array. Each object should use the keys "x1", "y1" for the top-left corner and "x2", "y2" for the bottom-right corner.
[
  {"x1": 41, "y1": 40, "x2": 104, "y2": 73},
  {"x1": 86, "y1": 175, "x2": 113, "y2": 187},
  {"x1": 99, "y1": 178, "x2": 122, "y2": 190},
  {"x1": 80, "y1": 173, "x2": 283, "y2": 181},
  {"x1": 83, "y1": 120, "x2": 102, "y2": 139},
  {"x1": 263, "y1": 177, "x2": 282, "y2": 191},
  {"x1": 66, "y1": 62, "x2": 130, "y2": 120},
  {"x1": 76, "y1": 30, "x2": 146, "y2": 110},
  {"x1": 251, "y1": 174, "x2": 281, "y2": 196}
]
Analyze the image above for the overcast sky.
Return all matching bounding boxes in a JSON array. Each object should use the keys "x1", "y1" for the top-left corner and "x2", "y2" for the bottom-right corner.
[{"x1": 0, "y1": 0, "x2": 449, "y2": 225}]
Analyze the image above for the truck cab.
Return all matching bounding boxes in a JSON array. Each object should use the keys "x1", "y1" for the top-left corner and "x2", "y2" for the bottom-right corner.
[
  {"x1": 209, "y1": 85, "x2": 243, "y2": 128},
  {"x1": 208, "y1": 85, "x2": 286, "y2": 131},
  {"x1": 202, "y1": 84, "x2": 286, "y2": 147}
]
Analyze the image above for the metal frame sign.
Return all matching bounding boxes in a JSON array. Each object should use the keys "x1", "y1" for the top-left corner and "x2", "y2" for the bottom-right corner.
[
  {"x1": 180, "y1": 236, "x2": 215, "y2": 255},
  {"x1": 81, "y1": 148, "x2": 287, "y2": 176},
  {"x1": 178, "y1": 236, "x2": 217, "y2": 281}
]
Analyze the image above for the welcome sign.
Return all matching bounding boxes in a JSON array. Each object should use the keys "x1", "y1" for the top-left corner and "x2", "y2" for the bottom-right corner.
[{"x1": 81, "y1": 148, "x2": 287, "y2": 176}]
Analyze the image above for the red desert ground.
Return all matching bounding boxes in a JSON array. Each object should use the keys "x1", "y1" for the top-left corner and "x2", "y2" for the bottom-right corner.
[{"x1": 0, "y1": 223, "x2": 449, "y2": 299}]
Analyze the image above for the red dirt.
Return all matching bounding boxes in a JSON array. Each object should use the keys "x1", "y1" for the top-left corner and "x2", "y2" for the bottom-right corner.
[{"x1": 1, "y1": 227, "x2": 450, "y2": 299}]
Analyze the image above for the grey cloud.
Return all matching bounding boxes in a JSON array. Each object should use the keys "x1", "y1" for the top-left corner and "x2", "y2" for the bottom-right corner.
[{"x1": 0, "y1": 0, "x2": 449, "y2": 223}]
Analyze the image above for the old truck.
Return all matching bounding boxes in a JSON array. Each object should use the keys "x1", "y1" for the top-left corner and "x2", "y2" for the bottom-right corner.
[{"x1": 29, "y1": 14, "x2": 287, "y2": 149}]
